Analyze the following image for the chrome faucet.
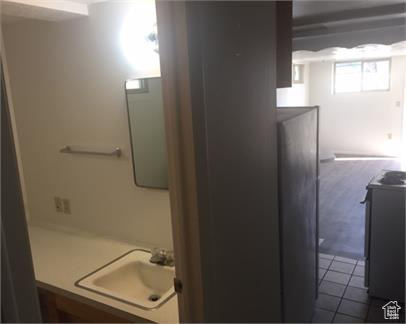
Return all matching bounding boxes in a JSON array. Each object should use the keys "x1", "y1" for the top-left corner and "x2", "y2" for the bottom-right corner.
[{"x1": 149, "y1": 248, "x2": 174, "y2": 267}]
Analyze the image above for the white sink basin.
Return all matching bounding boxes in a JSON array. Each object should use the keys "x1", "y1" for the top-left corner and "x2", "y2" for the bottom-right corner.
[{"x1": 75, "y1": 249, "x2": 176, "y2": 310}]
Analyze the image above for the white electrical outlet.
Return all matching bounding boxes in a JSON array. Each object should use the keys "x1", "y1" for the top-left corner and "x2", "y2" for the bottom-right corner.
[
  {"x1": 54, "y1": 197, "x2": 63, "y2": 212},
  {"x1": 62, "y1": 198, "x2": 71, "y2": 214}
]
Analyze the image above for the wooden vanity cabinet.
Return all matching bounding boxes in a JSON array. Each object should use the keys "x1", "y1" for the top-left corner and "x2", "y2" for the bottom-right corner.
[{"x1": 38, "y1": 288, "x2": 150, "y2": 323}]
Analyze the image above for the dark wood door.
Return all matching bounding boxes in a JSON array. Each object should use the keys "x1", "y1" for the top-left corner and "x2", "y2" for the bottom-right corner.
[{"x1": 186, "y1": 2, "x2": 281, "y2": 322}]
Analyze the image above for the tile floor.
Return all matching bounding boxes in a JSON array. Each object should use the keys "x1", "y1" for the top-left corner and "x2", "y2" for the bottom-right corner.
[{"x1": 313, "y1": 253, "x2": 405, "y2": 323}]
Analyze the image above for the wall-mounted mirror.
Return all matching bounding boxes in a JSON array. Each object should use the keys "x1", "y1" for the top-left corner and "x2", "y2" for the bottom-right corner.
[{"x1": 125, "y1": 77, "x2": 168, "y2": 189}]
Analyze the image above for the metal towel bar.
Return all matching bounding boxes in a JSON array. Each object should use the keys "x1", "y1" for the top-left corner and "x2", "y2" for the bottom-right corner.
[{"x1": 60, "y1": 145, "x2": 122, "y2": 157}]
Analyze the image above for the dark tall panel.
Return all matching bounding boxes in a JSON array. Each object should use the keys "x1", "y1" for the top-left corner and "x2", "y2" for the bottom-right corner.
[
  {"x1": 1, "y1": 68, "x2": 42, "y2": 322},
  {"x1": 277, "y1": 107, "x2": 318, "y2": 322},
  {"x1": 186, "y1": 2, "x2": 281, "y2": 322},
  {"x1": 276, "y1": 1, "x2": 293, "y2": 88}
]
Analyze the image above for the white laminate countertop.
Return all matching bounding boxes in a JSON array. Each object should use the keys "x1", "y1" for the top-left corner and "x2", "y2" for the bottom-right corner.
[{"x1": 28, "y1": 224, "x2": 179, "y2": 323}]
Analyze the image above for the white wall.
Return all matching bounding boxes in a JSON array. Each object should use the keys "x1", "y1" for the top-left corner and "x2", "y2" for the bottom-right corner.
[
  {"x1": 277, "y1": 63, "x2": 310, "y2": 107},
  {"x1": 309, "y1": 56, "x2": 406, "y2": 157},
  {"x1": 2, "y1": 2, "x2": 173, "y2": 248}
]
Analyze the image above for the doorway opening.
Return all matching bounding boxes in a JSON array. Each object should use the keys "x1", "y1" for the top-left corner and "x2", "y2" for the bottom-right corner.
[
  {"x1": 308, "y1": 48, "x2": 405, "y2": 259},
  {"x1": 282, "y1": 43, "x2": 406, "y2": 259}
]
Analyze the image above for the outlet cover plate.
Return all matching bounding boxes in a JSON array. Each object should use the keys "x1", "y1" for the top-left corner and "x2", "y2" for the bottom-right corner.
[
  {"x1": 62, "y1": 199, "x2": 71, "y2": 214},
  {"x1": 54, "y1": 197, "x2": 63, "y2": 212}
]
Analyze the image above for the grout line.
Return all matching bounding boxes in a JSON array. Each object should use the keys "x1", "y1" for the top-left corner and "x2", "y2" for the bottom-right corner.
[
  {"x1": 317, "y1": 289, "x2": 344, "y2": 299},
  {"x1": 321, "y1": 255, "x2": 359, "y2": 266},
  {"x1": 320, "y1": 278, "x2": 349, "y2": 287},
  {"x1": 319, "y1": 268, "x2": 327, "y2": 282},
  {"x1": 334, "y1": 311, "x2": 365, "y2": 322},
  {"x1": 319, "y1": 269, "x2": 366, "y2": 284},
  {"x1": 319, "y1": 254, "x2": 369, "y2": 323},
  {"x1": 325, "y1": 267, "x2": 355, "y2": 276},
  {"x1": 315, "y1": 304, "x2": 340, "y2": 313},
  {"x1": 332, "y1": 259, "x2": 353, "y2": 323},
  {"x1": 342, "y1": 256, "x2": 370, "y2": 321},
  {"x1": 319, "y1": 256, "x2": 335, "y2": 261},
  {"x1": 333, "y1": 255, "x2": 358, "y2": 265},
  {"x1": 317, "y1": 253, "x2": 375, "y2": 323},
  {"x1": 341, "y1": 296, "x2": 370, "y2": 306}
]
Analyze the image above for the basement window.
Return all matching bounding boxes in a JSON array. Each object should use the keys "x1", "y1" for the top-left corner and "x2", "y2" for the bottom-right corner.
[{"x1": 334, "y1": 59, "x2": 390, "y2": 93}]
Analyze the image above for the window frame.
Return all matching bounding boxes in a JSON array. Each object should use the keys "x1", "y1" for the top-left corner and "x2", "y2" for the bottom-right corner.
[
  {"x1": 333, "y1": 58, "x2": 391, "y2": 94},
  {"x1": 125, "y1": 78, "x2": 149, "y2": 94}
]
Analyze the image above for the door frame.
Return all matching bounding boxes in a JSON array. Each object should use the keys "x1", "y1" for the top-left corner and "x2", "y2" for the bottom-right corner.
[
  {"x1": 402, "y1": 66, "x2": 406, "y2": 169},
  {"x1": 156, "y1": 2, "x2": 205, "y2": 322}
]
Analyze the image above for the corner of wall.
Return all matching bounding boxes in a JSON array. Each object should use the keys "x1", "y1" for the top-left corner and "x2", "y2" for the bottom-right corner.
[{"x1": 1, "y1": 34, "x2": 31, "y2": 221}]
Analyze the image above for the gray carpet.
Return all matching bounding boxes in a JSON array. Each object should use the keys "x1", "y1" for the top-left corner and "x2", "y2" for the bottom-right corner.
[{"x1": 318, "y1": 157, "x2": 402, "y2": 259}]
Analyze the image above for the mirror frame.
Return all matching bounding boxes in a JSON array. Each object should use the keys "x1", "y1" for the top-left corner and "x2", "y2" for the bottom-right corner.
[{"x1": 124, "y1": 77, "x2": 169, "y2": 190}]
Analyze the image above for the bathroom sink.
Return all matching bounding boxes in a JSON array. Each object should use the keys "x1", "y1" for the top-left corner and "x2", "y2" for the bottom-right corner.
[{"x1": 75, "y1": 249, "x2": 176, "y2": 310}]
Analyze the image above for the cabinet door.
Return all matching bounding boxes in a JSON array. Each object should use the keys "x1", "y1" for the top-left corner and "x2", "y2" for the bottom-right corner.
[
  {"x1": 184, "y1": 2, "x2": 281, "y2": 322},
  {"x1": 276, "y1": 1, "x2": 293, "y2": 88},
  {"x1": 369, "y1": 189, "x2": 405, "y2": 302},
  {"x1": 37, "y1": 288, "x2": 146, "y2": 323}
]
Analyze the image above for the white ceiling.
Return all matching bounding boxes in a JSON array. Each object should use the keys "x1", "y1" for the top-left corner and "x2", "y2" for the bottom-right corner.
[{"x1": 293, "y1": 41, "x2": 406, "y2": 62}]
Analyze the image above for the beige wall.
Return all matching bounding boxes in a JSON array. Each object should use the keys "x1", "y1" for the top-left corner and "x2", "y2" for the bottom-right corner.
[{"x1": 3, "y1": 1, "x2": 173, "y2": 248}]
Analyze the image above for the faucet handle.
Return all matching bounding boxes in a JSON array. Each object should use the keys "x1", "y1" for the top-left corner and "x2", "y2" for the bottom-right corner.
[
  {"x1": 166, "y1": 250, "x2": 175, "y2": 266},
  {"x1": 149, "y1": 248, "x2": 175, "y2": 266}
]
